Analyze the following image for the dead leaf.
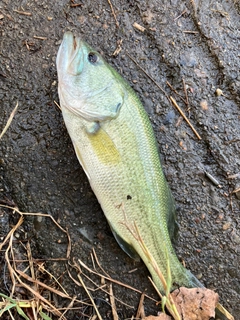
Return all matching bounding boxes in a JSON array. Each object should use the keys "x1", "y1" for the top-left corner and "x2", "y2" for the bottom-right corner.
[
  {"x1": 144, "y1": 314, "x2": 171, "y2": 320},
  {"x1": 171, "y1": 287, "x2": 219, "y2": 320}
]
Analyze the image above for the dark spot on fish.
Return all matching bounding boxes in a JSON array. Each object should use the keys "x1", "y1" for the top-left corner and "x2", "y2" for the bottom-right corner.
[
  {"x1": 88, "y1": 52, "x2": 98, "y2": 64},
  {"x1": 127, "y1": 195, "x2": 132, "y2": 200},
  {"x1": 73, "y1": 36, "x2": 77, "y2": 50},
  {"x1": 173, "y1": 282, "x2": 180, "y2": 290}
]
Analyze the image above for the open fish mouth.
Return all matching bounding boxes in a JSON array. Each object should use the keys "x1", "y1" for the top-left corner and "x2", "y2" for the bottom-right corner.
[{"x1": 56, "y1": 32, "x2": 85, "y2": 76}]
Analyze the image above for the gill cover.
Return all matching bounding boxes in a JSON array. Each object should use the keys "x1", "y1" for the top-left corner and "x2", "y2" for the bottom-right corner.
[{"x1": 56, "y1": 32, "x2": 126, "y2": 122}]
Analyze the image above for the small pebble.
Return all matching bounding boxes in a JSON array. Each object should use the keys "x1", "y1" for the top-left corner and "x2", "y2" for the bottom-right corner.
[
  {"x1": 222, "y1": 222, "x2": 231, "y2": 230},
  {"x1": 216, "y1": 88, "x2": 223, "y2": 96},
  {"x1": 200, "y1": 100, "x2": 208, "y2": 110}
]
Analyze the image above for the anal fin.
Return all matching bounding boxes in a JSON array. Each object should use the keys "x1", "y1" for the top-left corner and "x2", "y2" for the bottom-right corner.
[{"x1": 109, "y1": 223, "x2": 140, "y2": 261}]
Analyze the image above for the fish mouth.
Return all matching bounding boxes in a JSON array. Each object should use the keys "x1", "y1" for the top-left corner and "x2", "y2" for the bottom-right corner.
[{"x1": 56, "y1": 31, "x2": 84, "y2": 76}]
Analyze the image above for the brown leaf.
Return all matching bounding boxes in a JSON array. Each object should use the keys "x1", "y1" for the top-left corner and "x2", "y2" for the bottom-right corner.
[
  {"x1": 144, "y1": 314, "x2": 172, "y2": 320},
  {"x1": 171, "y1": 287, "x2": 219, "y2": 320}
]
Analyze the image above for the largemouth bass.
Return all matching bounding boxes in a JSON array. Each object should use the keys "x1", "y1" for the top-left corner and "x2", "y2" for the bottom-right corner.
[{"x1": 56, "y1": 31, "x2": 202, "y2": 292}]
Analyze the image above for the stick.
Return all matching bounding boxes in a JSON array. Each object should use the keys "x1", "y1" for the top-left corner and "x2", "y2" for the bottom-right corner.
[
  {"x1": 182, "y1": 78, "x2": 189, "y2": 107},
  {"x1": 13, "y1": 10, "x2": 31, "y2": 16},
  {"x1": 127, "y1": 53, "x2": 169, "y2": 100},
  {"x1": 166, "y1": 81, "x2": 187, "y2": 105},
  {"x1": 109, "y1": 284, "x2": 118, "y2": 320},
  {"x1": 0, "y1": 102, "x2": 18, "y2": 140},
  {"x1": 169, "y1": 96, "x2": 201, "y2": 140},
  {"x1": 77, "y1": 274, "x2": 103, "y2": 320},
  {"x1": 136, "y1": 292, "x2": 145, "y2": 319},
  {"x1": 76, "y1": 258, "x2": 157, "y2": 302},
  {"x1": 107, "y1": 0, "x2": 119, "y2": 28},
  {"x1": 0, "y1": 205, "x2": 71, "y2": 259}
]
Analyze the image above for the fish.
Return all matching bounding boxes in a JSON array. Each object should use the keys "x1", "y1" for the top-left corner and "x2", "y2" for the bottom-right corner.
[{"x1": 56, "y1": 32, "x2": 229, "y2": 319}]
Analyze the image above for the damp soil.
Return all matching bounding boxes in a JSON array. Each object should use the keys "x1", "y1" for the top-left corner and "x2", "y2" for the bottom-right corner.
[{"x1": 0, "y1": 1, "x2": 239, "y2": 319}]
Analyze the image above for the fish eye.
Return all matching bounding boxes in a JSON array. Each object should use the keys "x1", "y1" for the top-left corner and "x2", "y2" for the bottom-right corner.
[{"x1": 88, "y1": 52, "x2": 98, "y2": 64}]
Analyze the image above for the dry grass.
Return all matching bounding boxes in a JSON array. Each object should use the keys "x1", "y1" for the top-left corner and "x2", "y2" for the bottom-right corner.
[
  {"x1": 0, "y1": 101, "x2": 18, "y2": 140},
  {"x1": 0, "y1": 205, "x2": 159, "y2": 320}
]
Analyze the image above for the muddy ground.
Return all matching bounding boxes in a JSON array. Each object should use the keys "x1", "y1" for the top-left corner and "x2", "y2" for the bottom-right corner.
[{"x1": 0, "y1": 0, "x2": 239, "y2": 319}]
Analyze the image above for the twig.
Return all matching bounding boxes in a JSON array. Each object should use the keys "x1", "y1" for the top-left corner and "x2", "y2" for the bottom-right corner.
[
  {"x1": 112, "y1": 39, "x2": 123, "y2": 57},
  {"x1": 174, "y1": 9, "x2": 187, "y2": 21},
  {"x1": 70, "y1": 3, "x2": 83, "y2": 7},
  {"x1": 92, "y1": 248, "x2": 111, "y2": 278},
  {"x1": 224, "y1": 138, "x2": 240, "y2": 145},
  {"x1": 90, "y1": 252, "x2": 96, "y2": 270},
  {"x1": 76, "y1": 258, "x2": 157, "y2": 302},
  {"x1": 109, "y1": 284, "x2": 118, "y2": 320},
  {"x1": 128, "y1": 268, "x2": 138, "y2": 274},
  {"x1": 59, "y1": 295, "x2": 77, "y2": 320},
  {"x1": 131, "y1": 223, "x2": 180, "y2": 320},
  {"x1": 0, "y1": 101, "x2": 18, "y2": 140},
  {"x1": 127, "y1": 53, "x2": 169, "y2": 101},
  {"x1": 68, "y1": 265, "x2": 134, "y2": 309},
  {"x1": 148, "y1": 277, "x2": 162, "y2": 299},
  {"x1": 35, "y1": 261, "x2": 69, "y2": 296},
  {"x1": 183, "y1": 30, "x2": 199, "y2": 34},
  {"x1": 77, "y1": 273, "x2": 103, "y2": 320},
  {"x1": 133, "y1": 22, "x2": 145, "y2": 32},
  {"x1": 4, "y1": 225, "x2": 66, "y2": 318},
  {"x1": 4, "y1": 217, "x2": 24, "y2": 295},
  {"x1": 33, "y1": 36, "x2": 47, "y2": 40},
  {"x1": 13, "y1": 9, "x2": 32, "y2": 16},
  {"x1": 7, "y1": 308, "x2": 15, "y2": 320},
  {"x1": 107, "y1": 0, "x2": 119, "y2": 28},
  {"x1": 26, "y1": 241, "x2": 37, "y2": 294},
  {"x1": 13, "y1": 269, "x2": 65, "y2": 318},
  {"x1": 232, "y1": 186, "x2": 240, "y2": 194},
  {"x1": 169, "y1": 96, "x2": 201, "y2": 140},
  {"x1": 0, "y1": 214, "x2": 23, "y2": 251},
  {"x1": 16, "y1": 269, "x2": 71, "y2": 299},
  {"x1": 54, "y1": 100, "x2": 62, "y2": 111},
  {"x1": 227, "y1": 173, "x2": 240, "y2": 179},
  {"x1": 136, "y1": 293, "x2": 145, "y2": 319},
  {"x1": 0, "y1": 205, "x2": 71, "y2": 259},
  {"x1": 166, "y1": 81, "x2": 187, "y2": 105},
  {"x1": 182, "y1": 78, "x2": 189, "y2": 108}
]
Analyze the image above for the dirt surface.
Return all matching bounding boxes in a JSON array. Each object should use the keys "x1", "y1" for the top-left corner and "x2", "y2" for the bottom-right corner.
[{"x1": 0, "y1": 0, "x2": 239, "y2": 319}]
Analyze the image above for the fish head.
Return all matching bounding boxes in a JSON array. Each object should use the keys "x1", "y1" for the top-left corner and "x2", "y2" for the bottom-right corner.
[{"x1": 56, "y1": 32, "x2": 126, "y2": 122}]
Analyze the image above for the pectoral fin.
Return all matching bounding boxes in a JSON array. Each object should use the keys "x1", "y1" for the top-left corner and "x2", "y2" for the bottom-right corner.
[{"x1": 109, "y1": 223, "x2": 140, "y2": 261}]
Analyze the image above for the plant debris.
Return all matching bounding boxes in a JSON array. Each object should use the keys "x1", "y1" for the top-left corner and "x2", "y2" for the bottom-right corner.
[
  {"x1": 171, "y1": 287, "x2": 219, "y2": 320},
  {"x1": 144, "y1": 314, "x2": 172, "y2": 320}
]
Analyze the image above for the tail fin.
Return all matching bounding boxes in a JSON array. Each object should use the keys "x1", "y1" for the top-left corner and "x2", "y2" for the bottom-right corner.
[{"x1": 186, "y1": 269, "x2": 204, "y2": 288}]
